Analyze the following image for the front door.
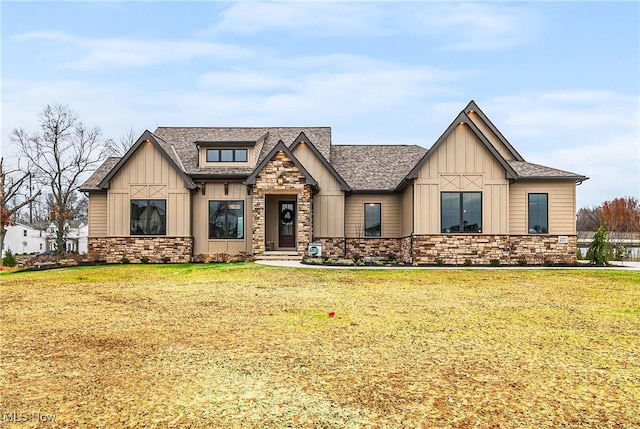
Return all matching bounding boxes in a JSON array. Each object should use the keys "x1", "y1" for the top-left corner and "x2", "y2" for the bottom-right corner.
[{"x1": 278, "y1": 201, "x2": 295, "y2": 248}]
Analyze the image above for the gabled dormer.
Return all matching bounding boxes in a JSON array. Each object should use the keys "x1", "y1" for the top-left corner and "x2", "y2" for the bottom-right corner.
[{"x1": 195, "y1": 132, "x2": 269, "y2": 168}]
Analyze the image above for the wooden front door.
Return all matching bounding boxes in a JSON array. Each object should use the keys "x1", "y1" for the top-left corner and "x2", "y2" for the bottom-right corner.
[{"x1": 278, "y1": 201, "x2": 295, "y2": 248}]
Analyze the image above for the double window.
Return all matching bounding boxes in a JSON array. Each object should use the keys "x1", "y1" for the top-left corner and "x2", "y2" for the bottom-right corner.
[
  {"x1": 209, "y1": 201, "x2": 244, "y2": 239},
  {"x1": 441, "y1": 192, "x2": 482, "y2": 233},
  {"x1": 206, "y1": 148, "x2": 247, "y2": 163},
  {"x1": 131, "y1": 200, "x2": 166, "y2": 235},
  {"x1": 528, "y1": 193, "x2": 548, "y2": 234},
  {"x1": 364, "y1": 203, "x2": 381, "y2": 237}
]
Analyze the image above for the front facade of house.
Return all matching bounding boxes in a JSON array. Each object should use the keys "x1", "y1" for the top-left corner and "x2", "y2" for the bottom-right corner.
[{"x1": 80, "y1": 101, "x2": 587, "y2": 265}]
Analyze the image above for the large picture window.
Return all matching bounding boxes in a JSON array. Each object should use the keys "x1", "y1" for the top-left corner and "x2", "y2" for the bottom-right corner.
[
  {"x1": 209, "y1": 201, "x2": 244, "y2": 239},
  {"x1": 364, "y1": 203, "x2": 381, "y2": 237},
  {"x1": 528, "y1": 193, "x2": 548, "y2": 234},
  {"x1": 441, "y1": 192, "x2": 482, "y2": 233},
  {"x1": 130, "y1": 200, "x2": 166, "y2": 235},
  {"x1": 206, "y1": 148, "x2": 247, "y2": 163}
]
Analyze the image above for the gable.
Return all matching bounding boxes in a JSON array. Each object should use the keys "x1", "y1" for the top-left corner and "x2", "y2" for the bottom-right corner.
[
  {"x1": 290, "y1": 132, "x2": 349, "y2": 192},
  {"x1": 407, "y1": 112, "x2": 517, "y2": 181},
  {"x1": 108, "y1": 138, "x2": 190, "y2": 191},
  {"x1": 415, "y1": 123, "x2": 510, "y2": 182},
  {"x1": 245, "y1": 140, "x2": 318, "y2": 188},
  {"x1": 98, "y1": 130, "x2": 196, "y2": 190},
  {"x1": 464, "y1": 101, "x2": 524, "y2": 162}
]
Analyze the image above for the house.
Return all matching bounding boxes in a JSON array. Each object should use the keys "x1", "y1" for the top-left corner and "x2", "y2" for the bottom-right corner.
[
  {"x1": 2, "y1": 223, "x2": 46, "y2": 256},
  {"x1": 80, "y1": 101, "x2": 587, "y2": 265}
]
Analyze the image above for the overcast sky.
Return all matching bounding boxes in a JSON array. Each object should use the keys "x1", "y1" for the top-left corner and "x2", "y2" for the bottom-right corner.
[{"x1": 1, "y1": 1, "x2": 638, "y2": 209}]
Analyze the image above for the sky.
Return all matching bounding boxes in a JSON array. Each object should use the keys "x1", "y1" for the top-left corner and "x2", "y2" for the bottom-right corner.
[{"x1": 1, "y1": 1, "x2": 638, "y2": 209}]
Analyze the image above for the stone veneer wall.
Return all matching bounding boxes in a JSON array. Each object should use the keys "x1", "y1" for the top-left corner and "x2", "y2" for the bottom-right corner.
[
  {"x1": 345, "y1": 238, "x2": 402, "y2": 260},
  {"x1": 252, "y1": 152, "x2": 313, "y2": 256},
  {"x1": 314, "y1": 238, "x2": 345, "y2": 259},
  {"x1": 88, "y1": 237, "x2": 192, "y2": 263},
  {"x1": 411, "y1": 234, "x2": 577, "y2": 265}
]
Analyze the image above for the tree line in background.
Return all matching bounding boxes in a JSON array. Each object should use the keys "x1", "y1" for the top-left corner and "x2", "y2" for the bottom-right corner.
[
  {"x1": 577, "y1": 196, "x2": 640, "y2": 234},
  {"x1": 1, "y1": 104, "x2": 137, "y2": 259},
  {"x1": 577, "y1": 196, "x2": 639, "y2": 264}
]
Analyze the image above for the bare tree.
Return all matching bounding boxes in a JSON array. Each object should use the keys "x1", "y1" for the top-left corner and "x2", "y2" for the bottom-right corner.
[
  {"x1": 0, "y1": 158, "x2": 42, "y2": 259},
  {"x1": 11, "y1": 104, "x2": 105, "y2": 257},
  {"x1": 104, "y1": 128, "x2": 138, "y2": 157}
]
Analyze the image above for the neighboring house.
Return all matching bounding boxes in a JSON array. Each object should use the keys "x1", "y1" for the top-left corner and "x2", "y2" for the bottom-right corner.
[
  {"x1": 42, "y1": 219, "x2": 89, "y2": 255},
  {"x1": 2, "y1": 223, "x2": 46, "y2": 256},
  {"x1": 80, "y1": 101, "x2": 587, "y2": 265}
]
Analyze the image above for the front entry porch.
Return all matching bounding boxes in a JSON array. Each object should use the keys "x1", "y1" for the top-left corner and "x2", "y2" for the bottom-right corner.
[
  {"x1": 265, "y1": 195, "x2": 297, "y2": 251},
  {"x1": 248, "y1": 144, "x2": 315, "y2": 259}
]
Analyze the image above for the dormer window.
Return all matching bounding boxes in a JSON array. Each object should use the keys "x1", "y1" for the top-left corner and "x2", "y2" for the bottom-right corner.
[{"x1": 206, "y1": 148, "x2": 248, "y2": 163}]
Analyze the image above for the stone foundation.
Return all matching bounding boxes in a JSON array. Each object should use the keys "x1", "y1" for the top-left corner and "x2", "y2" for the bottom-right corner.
[
  {"x1": 345, "y1": 238, "x2": 402, "y2": 260},
  {"x1": 88, "y1": 237, "x2": 193, "y2": 263},
  {"x1": 314, "y1": 237, "x2": 345, "y2": 259},
  {"x1": 411, "y1": 234, "x2": 577, "y2": 265}
]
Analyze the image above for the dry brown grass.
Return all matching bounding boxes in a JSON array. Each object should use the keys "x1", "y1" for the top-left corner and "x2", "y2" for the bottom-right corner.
[{"x1": 1, "y1": 264, "x2": 639, "y2": 428}]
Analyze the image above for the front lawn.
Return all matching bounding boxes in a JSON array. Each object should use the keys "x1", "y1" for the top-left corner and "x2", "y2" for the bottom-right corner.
[{"x1": 1, "y1": 264, "x2": 638, "y2": 427}]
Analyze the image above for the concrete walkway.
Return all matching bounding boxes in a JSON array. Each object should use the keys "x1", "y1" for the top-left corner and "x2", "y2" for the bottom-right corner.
[{"x1": 255, "y1": 260, "x2": 640, "y2": 270}]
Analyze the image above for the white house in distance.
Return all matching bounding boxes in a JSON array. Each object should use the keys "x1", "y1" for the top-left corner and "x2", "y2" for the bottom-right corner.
[
  {"x1": 42, "y1": 220, "x2": 89, "y2": 255},
  {"x1": 2, "y1": 223, "x2": 46, "y2": 256}
]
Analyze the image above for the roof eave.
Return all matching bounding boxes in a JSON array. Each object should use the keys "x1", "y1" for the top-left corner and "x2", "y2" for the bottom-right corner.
[
  {"x1": 465, "y1": 100, "x2": 525, "y2": 162},
  {"x1": 244, "y1": 140, "x2": 319, "y2": 188},
  {"x1": 514, "y1": 176, "x2": 589, "y2": 182},
  {"x1": 289, "y1": 131, "x2": 351, "y2": 191}
]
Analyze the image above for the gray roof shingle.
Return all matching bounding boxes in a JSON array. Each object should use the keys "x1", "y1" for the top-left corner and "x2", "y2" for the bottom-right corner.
[
  {"x1": 508, "y1": 161, "x2": 587, "y2": 180},
  {"x1": 153, "y1": 127, "x2": 332, "y2": 175},
  {"x1": 331, "y1": 145, "x2": 428, "y2": 190},
  {"x1": 80, "y1": 157, "x2": 121, "y2": 191}
]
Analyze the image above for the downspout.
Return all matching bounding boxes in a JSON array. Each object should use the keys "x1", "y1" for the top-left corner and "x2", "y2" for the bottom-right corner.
[
  {"x1": 410, "y1": 183, "x2": 414, "y2": 265},
  {"x1": 343, "y1": 192, "x2": 348, "y2": 258}
]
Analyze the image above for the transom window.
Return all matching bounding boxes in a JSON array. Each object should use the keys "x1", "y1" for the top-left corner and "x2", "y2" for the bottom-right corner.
[
  {"x1": 131, "y1": 199, "x2": 166, "y2": 235},
  {"x1": 528, "y1": 193, "x2": 548, "y2": 234},
  {"x1": 206, "y1": 148, "x2": 247, "y2": 163},
  {"x1": 441, "y1": 192, "x2": 482, "y2": 233},
  {"x1": 364, "y1": 203, "x2": 381, "y2": 237},
  {"x1": 209, "y1": 201, "x2": 244, "y2": 239}
]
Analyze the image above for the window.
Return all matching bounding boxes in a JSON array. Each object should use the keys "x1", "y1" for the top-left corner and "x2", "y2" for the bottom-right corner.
[
  {"x1": 206, "y1": 148, "x2": 247, "y2": 163},
  {"x1": 23, "y1": 229, "x2": 27, "y2": 237},
  {"x1": 441, "y1": 192, "x2": 482, "y2": 233},
  {"x1": 528, "y1": 193, "x2": 548, "y2": 234},
  {"x1": 209, "y1": 201, "x2": 244, "y2": 239},
  {"x1": 130, "y1": 200, "x2": 166, "y2": 235},
  {"x1": 364, "y1": 203, "x2": 381, "y2": 237}
]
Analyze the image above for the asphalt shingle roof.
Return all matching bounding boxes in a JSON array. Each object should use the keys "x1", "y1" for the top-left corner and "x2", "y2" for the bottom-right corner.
[
  {"x1": 80, "y1": 157, "x2": 121, "y2": 191},
  {"x1": 153, "y1": 127, "x2": 332, "y2": 175},
  {"x1": 331, "y1": 145, "x2": 428, "y2": 190},
  {"x1": 508, "y1": 161, "x2": 587, "y2": 180}
]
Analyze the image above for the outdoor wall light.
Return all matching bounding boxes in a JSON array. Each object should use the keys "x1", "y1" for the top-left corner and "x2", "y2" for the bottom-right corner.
[{"x1": 277, "y1": 176, "x2": 284, "y2": 185}]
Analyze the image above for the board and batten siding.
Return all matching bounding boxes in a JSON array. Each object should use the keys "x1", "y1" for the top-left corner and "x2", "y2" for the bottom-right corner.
[
  {"x1": 292, "y1": 143, "x2": 345, "y2": 237},
  {"x1": 345, "y1": 194, "x2": 402, "y2": 238},
  {"x1": 106, "y1": 140, "x2": 191, "y2": 237},
  {"x1": 87, "y1": 192, "x2": 107, "y2": 237},
  {"x1": 192, "y1": 182, "x2": 252, "y2": 255},
  {"x1": 413, "y1": 124, "x2": 510, "y2": 234},
  {"x1": 509, "y1": 181, "x2": 577, "y2": 235},
  {"x1": 467, "y1": 112, "x2": 517, "y2": 162}
]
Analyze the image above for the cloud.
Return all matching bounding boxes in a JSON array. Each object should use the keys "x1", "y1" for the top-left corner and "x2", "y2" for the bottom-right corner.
[
  {"x1": 204, "y1": 2, "x2": 537, "y2": 51},
  {"x1": 203, "y1": 2, "x2": 388, "y2": 37},
  {"x1": 412, "y1": 3, "x2": 539, "y2": 51},
  {"x1": 13, "y1": 31, "x2": 250, "y2": 70}
]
